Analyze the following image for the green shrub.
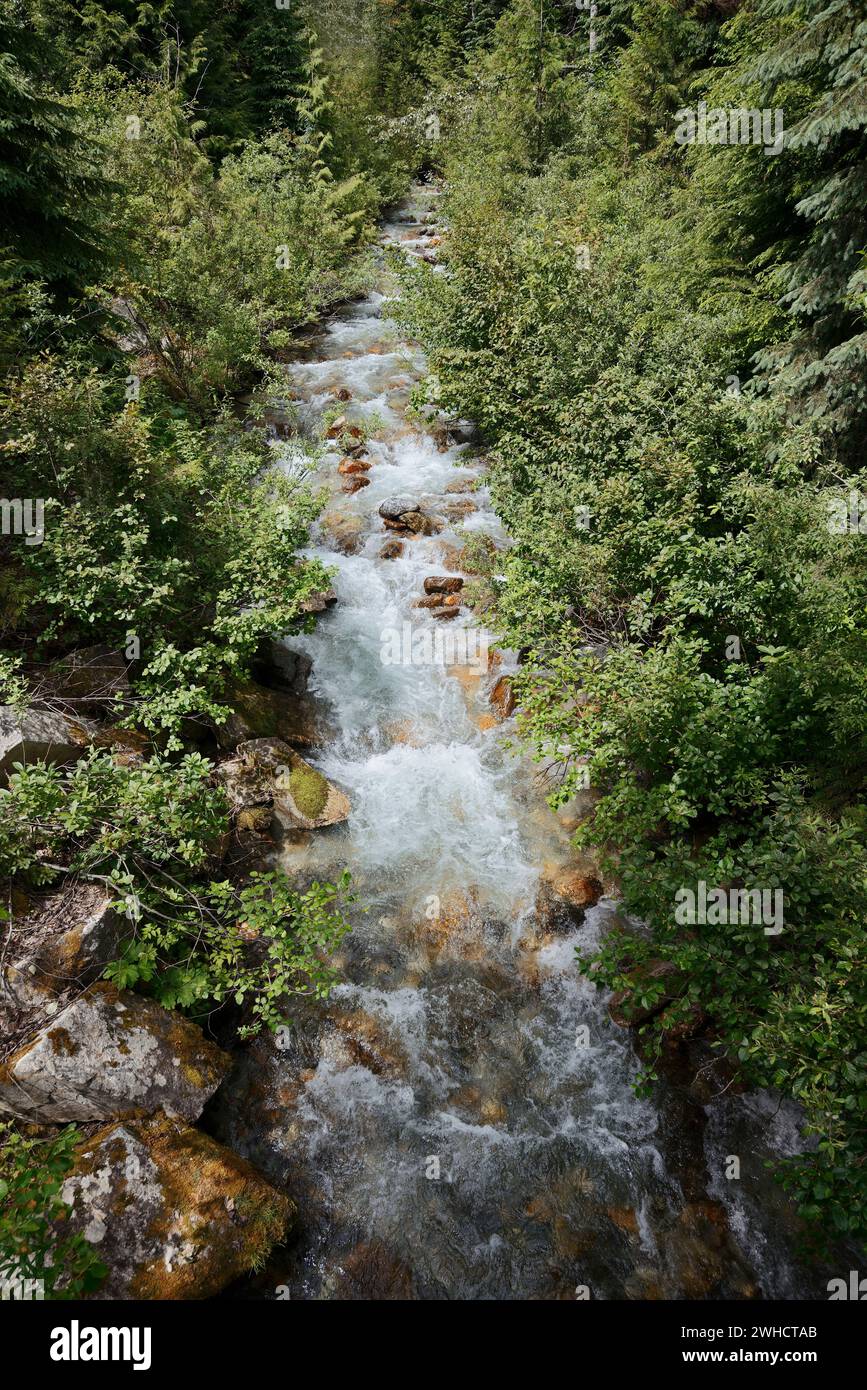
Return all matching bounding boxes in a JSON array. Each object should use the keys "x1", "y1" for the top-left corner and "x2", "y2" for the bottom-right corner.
[{"x1": 0, "y1": 1123, "x2": 106, "y2": 1300}]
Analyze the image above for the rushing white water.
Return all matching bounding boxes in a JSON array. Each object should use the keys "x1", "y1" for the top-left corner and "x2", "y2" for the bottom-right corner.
[{"x1": 213, "y1": 184, "x2": 830, "y2": 1301}]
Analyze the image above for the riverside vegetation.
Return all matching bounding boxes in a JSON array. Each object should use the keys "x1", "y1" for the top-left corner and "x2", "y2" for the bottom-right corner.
[{"x1": 0, "y1": 0, "x2": 864, "y2": 1295}]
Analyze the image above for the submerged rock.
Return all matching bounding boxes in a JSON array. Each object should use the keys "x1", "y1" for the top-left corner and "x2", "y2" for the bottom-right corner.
[
  {"x1": 0, "y1": 982, "x2": 229, "y2": 1123},
  {"x1": 321, "y1": 511, "x2": 365, "y2": 555},
  {"x1": 329, "y1": 1240, "x2": 415, "y2": 1300},
  {"x1": 379, "y1": 539, "x2": 404, "y2": 560},
  {"x1": 58, "y1": 1115, "x2": 293, "y2": 1299}
]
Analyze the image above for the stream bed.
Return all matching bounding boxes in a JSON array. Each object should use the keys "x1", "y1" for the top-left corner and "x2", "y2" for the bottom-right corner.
[{"x1": 212, "y1": 184, "x2": 831, "y2": 1301}]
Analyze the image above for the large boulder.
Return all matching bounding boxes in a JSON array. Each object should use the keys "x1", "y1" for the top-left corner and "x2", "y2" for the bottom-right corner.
[
  {"x1": 57, "y1": 1115, "x2": 293, "y2": 1300},
  {"x1": 0, "y1": 706, "x2": 95, "y2": 779},
  {"x1": 0, "y1": 982, "x2": 229, "y2": 1123}
]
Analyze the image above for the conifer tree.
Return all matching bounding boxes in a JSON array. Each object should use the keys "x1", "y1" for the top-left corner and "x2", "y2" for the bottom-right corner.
[
  {"x1": 0, "y1": 0, "x2": 108, "y2": 298},
  {"x1": 749, "y1": 0, "x2": 867, "y2": 453}
]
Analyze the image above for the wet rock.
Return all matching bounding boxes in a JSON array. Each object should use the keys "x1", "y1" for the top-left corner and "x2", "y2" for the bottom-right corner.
[
  {"x1": 333, "y1": 387, "x2": 352, "y2": 402},
  {"x1": 431, "y1": 607, "x2": 460, "y2": 620},
  {"x1": 0, "y1": 982, "x2": 229, "y2": 1123},
  {"x1": 607, "y1": 1206, "x2": 640, "y2": 1236},
  {"x1": 338, "y1": 457, "x2": 371, "y2": 475},
  {"x1": 322, "y1": 511, "x2": 365, "y2": 555},
  {"x1": 0, "y1": 706, "x2": 95, "y2": 779},
  {"x1": 379, "y1": 540, "x2": 404, "y2": 560},
  {"x1": 444, "y1": 478, "x2": 476, "y2": 494},
  {"x1": 325, "y1": 414, "x2": 347, "y2": 438},
  {"x1": 489, "y1": 675, "x2": 516, "y2": 720},
  {"x1": 342, "y1": 476, "x2": 370, "y2": 494},
  {"x1": 549, "y1": 868, "x2": 603, "y2": 911},
  {"x1": 250, "y1": 640, "x2": 312, "y2": 697},
  {"x1": 608, "y1": 959, "x2": 682, "y2": 1029},
  {"x1": 449, "y1": 419, "x2": 480, "y2": 446},
  {"x1": 658, "y1": 1202, "x2": 756, "y2": 1299},
  {"x1": 403, "y1": 511, "x2": 441, "y2": 536},
  {"x1": 330, "y1": 1240, "x2": 415, "y2": 1301},
  {"x1": 423, "y1": 575, "x2": 463, "y2": 596},
  {"x1": 441, "y1": 497, "x2": 478, "y2": 521},
  {"x1": 379, "y1": 496, "x2": 421, "y2": 521},
  {"x1": 58, "y1": 1114, "x2": 292, "y2": 1299},
  {"x1": 658, "y1": 1002, "x2": 709, "y2": 1045},
  {"x1": 301, "y1": 588, "x2": 338, "y2": 614},
  {"x1": 330, "y1": 1009, "x2": 407, "y2": 1079},
  {"x1": 413, "y1": 595, "x2": 444, "y2": 610}
]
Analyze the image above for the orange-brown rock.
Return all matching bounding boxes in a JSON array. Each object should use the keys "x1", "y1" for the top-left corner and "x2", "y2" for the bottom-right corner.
[{"x1": 489, "y1": 675, "x2": 516, "y2": 719}]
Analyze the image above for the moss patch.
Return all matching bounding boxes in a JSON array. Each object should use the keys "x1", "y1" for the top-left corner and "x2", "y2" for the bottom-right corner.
[{"x1": 288, "y1": 763, "x2": 329, "y2": 819}]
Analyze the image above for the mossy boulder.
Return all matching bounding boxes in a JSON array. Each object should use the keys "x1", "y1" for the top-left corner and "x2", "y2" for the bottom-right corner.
[
  {"x1": 57, "y1": 1115, "x2": 293, "y2": 1300},
  {"x1": 237, "y1": 737, "x2": 350, "y2": 831},
  {"x1": 288, "y1": 763, "x2": 329, "y2": 819}
]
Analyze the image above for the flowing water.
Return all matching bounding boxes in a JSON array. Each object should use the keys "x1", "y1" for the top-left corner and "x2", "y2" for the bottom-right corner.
[{"x1": 213, "y1": 184, "x2": 832, "y2": 1301}]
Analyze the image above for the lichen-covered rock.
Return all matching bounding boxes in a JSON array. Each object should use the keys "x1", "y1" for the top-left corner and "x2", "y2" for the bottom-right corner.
[
  {"x1": 0, "y1": 706, "x2": 95, "y2": 779},
  {"x1": 0, "y1": 983, "x2": 229, "y2": 1123},
  {"x1": 58, "y1": 1115, "x2": 293, "y2": 1300},
  {"x1": 214, "y1": 755, "x2": 272, "y2": 813},
  {"x1": 0, "y1": 883, "x2": 125, "y2": 1007}
]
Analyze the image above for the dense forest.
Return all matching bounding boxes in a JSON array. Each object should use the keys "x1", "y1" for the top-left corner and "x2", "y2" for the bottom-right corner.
[{"x1": 0, "y1": 0, "x2": 865, "y2": 1306}]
